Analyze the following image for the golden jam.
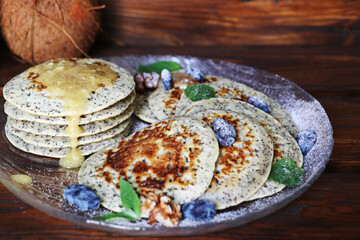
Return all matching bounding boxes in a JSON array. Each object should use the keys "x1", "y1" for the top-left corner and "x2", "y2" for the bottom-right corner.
[
  {"x1": 27, "y1": 60, "x2": 118, "y2": 168},
  {"x1": 11, "y1": 174, "x2": 32, "y2": 185}
]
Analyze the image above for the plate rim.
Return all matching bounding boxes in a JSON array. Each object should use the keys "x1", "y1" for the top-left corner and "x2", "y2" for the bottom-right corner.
[{"x1": 0, "y1": 54, "x2": 334, "y2": 236}]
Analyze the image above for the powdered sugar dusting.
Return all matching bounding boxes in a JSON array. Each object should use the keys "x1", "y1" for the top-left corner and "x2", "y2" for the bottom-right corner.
[{"x1": 0, "y1": 55, "x2": 333, "y2": 236}]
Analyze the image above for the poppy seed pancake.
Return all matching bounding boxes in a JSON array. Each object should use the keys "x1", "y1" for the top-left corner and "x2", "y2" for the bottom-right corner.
[
  {"x1": 78, "y1": 116, "x2": 219, "y2": 213},
  {"x1": 133, "y1": 92, "x2": 159, "y2": 124},
  {"x1": 190, "y1": 110, "x2": 274, "y2": 210},
  {"x1": 144, "y1": 73, "x2": 298, "y2": 137},
  {"x1": 176, "y1": 76, "x2": 299, "y2": 137},
  {"x1": 7, "y1": 118, "x2": 130, "y2": 148},
  {"x1": 5, "y1": 123, "x2": 131, "y2": 158},
  {"x1": 148, "y1": 81, "x2": 180, "y2": 120},
  {"x1": 8, "y1": 106, "x2": 133, "y2": 137},
  {"x1": 3, "y1": 58, "x2": 135, "y2": 117},
  {"x1": 147, "y1": 72, "x2": 200, "y2": 121},
  {"x1": 184, "y1": 98, "x2": 303, "y2": 200},
  {"x1": 4, "y1": 91, "x2": 135, "y2": 125}
]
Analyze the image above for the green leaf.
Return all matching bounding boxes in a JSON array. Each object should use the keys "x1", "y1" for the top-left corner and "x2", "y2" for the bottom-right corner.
[
  {"x1": 92, "y1": 179, "x2": 142, "y2": 222},
  {"x1": 185, "y1": 84, "x2": 215, "y2": 101},
  {"x1": 92, "y1": 208, "x2": 138, "y2": 221},
  {"x1": 269, "y1": 158, "x2": 303, "y2": 188},
  {"x1": 137, "y1": 61, "x2": 182, "y2": 74},
  {"x1": 120, "y1": 178, "x2": 141, "y2": 218}
]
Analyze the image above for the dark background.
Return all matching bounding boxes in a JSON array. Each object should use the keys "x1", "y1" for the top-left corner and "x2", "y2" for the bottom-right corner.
[{"x1": 0, "y1": 0, "x2": 359, "y2": 239}]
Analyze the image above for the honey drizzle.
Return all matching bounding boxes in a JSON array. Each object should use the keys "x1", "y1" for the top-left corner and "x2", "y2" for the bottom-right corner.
[{"x1": 26, "y1": 59, "x2": 118, "y2": 169}]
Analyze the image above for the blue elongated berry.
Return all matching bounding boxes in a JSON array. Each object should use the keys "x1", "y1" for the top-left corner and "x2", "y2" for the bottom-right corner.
[
  {"x1": 185, "y1": 66, "x2": 205, "y2": 82},
  {"x1": 296, "y1": 130, "x2": 317, "y2": 155},
  {"x1": 216, "y1": 133, "x2": 236, "y2": 146},
  {"x1": 182, "y1": 199, "x2": 216, "y2": 221},
  {"x1": 248, "y1": 96, "x2": 271, "y2": 114},
  {"x1": 213, "y1": 118, "x2": 237, "y2": 146},
  {"x1": 161, "y1": 69, "x2": 173, "y2": 90},
  {"x1": 63, "y1": 184, "x2": 100, "y2": 210}
]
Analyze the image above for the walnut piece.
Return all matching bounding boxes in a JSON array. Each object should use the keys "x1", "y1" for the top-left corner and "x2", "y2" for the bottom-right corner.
[
  {"x1": 172, "y1": 72, "x2": 198, "y2": 90},
  {"x1": 134, "y1": 72, "x2": 160, "y2": 92},
  {"x1": 141, "y1": 194, "x2": 182, "y2": 227}
]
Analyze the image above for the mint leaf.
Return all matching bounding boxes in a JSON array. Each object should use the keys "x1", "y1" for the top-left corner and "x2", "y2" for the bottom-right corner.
[
  {"x1": 269, "y1": 159, "x2": 303, "y2": 188},
  {"x1": 185, "y1": 84, "x2": 215, "y2": 101},
  {"x1": 92, "y1": 208, "x2": 138, "y2": 221},
  {"x1": 120, "y1": 178, "x2": 141, "y2": 218},
  {"x1": 137, "y1": 61, "x2": 182, "y2": 74},
  {"x1": 93, "y1": 179, "x2": 142, "y2": 222}
]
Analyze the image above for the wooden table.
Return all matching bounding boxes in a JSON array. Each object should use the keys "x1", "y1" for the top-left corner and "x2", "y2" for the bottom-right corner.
[{"x1": 0, "y1": 42, "x2": 359, "y2": 239}]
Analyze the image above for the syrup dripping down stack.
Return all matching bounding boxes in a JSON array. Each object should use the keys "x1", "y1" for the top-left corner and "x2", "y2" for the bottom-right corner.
[{"x1": 3, "y1": 58, "x2": 135, "y2": 168}]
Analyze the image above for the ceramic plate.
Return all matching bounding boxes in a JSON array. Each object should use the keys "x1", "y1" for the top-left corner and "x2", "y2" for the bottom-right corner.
[{"x1": 0, "y1": 55, "x2": 333, "y2": 236}]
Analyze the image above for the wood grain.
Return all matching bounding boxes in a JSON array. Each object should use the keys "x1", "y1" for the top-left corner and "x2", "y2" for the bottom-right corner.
[
  {"x1": 0, "y1": 40, "x2": 359, "y2": 239},
  {"x1": 99, "y1": 0, "x2": 360, "y2": 46},
  {"x1": 1, "y1": 174, "x2": 359, "y2": 239}
]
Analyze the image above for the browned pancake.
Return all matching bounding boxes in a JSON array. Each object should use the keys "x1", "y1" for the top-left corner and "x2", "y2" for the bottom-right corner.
[
  {"x1": 191, "y1": 110, "x2": 274, "y2": 209},
  {"x1": 78, "y1": 116, "x2": 219, "y2": 212}
]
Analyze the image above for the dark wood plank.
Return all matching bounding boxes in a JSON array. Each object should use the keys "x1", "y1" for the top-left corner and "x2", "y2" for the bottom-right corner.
[
  {"x1": 0, "y1": 41, "x2": 359, "y2": 239},
  {"x1": 1, "y1": 173, "x2": 359, "y2": 239},
  {"x1": 0, "y1": 40, "x2": 31, "y2": 86},
  {"x1": 100, "y1": 0, "x2": 360, "y2": 46}
]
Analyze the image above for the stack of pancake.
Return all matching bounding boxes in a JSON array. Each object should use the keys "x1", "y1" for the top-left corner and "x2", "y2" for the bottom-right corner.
[
  {"x1": 135, "y1": 73, "x2": 299, "y2": 137},
  {"x1": 3, "y1": 59, "x2": 305, "y2": 212},
  {"x1": 3, "y1": 58, "x2": 135, "y2": 168},
  {"x1": 79, "y1": 106, "x2": 301, "y2": 212},
  {"x1": 125, "y1": 71, "x2": 304, "y2": 207}
]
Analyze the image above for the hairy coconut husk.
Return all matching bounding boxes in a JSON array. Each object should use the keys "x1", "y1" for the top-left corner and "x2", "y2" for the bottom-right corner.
[{"x1": 0, "y1": 0, "x2": 104, "y2": 64}]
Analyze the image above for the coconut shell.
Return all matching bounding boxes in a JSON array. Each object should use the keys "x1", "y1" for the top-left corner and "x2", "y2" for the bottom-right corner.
[{"x1": 0, "y1": 0, "x2": 102, "y2": 64}]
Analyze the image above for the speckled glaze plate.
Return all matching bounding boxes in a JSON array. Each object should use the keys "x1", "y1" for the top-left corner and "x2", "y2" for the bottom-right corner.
[{"x1": 0, "y1": 55, "x2": 333, "y2": 236}]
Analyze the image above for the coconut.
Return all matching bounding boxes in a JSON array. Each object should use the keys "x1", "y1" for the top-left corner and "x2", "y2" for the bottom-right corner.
[{"x1": 0, "y1": 0, "x2": 103, "y2": 64}]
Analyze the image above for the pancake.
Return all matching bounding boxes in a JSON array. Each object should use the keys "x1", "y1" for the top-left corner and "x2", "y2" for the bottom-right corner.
[
  {"x1": 3, "y1": 58, "x2": 136, "y2": 168},
  {"x1": 147, "y1": 72, "x2": 200, "y2": 120},
  {"x1": 78, "y1": 116, "x2": 219, "y2": 212},
  {"x1": 133, "y1": 92, "x2": 159, "y2": 123},
  {"x1": 3, "y1": 58, "x2": 135, "y2": 117},
  {"x1": 8, "y1": 106, "x2": 133, "y2": 137},
  {"x1": 7, "y1": 119, "x2": 131, "y2": 148},
  {"x1": 5, "y1": 123, "x2": 131, "y2": 159},
  {"x1": 148, "y1": 81, "x2": 179, "y2": 120},
  {"x1": 176, "y1": 76, "x2": 299, "y2": 137},
  {"x1": 146, "y1": 73, "x2": 298, "y2": 137},
  {"x1": 189, "y1": 110, "x2": 273, "y2": 210},
  {"x1": 183, "y1": 98, "x2": 303, "y2": 200},
  {"x1": 4, "y1": 91, "x2": 135, "y2": 125}
]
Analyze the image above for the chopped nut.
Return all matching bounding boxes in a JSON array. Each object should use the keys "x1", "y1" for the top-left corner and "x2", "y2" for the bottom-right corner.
[
  {"x1": 141, "y1": 197, "x2": 157, "y2": 216},
  {"x1": 134, "y1": 72, "x2": 160, "y2": 92},
  {"x1": 144, "y1": 72, "x2": 160, "y2": 89},
  {"x1": 135, "y1": 73, "x2": 145, "y2": 92},
  {"x1": 172, "y1": 72, "x2": 198, "y2": 90},
  {"x1": 141, "y1": 194, "x2": 182, "y2": 227}
]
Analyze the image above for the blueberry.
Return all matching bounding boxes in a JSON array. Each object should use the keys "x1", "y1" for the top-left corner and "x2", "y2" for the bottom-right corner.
[
  {"x1": 63, "y1": 184, "x2": 100, "y2": 210},
  {"x1": 213, "y1": 118, "x2": 237, "y2": 146},
  {"x1": 182, "y1": 199, "x2": 216, "y2": 221},
  {"x1": 185, "y1": 66, "x2": 205, "y2": 82},
  {"x1": 296, "y1": 130, "x2": 317, "y2": 155},
  {"x1": 248, "y1": 96, "x2": 271, "y2": 114},
  {"x1": 161, "y1": 69, "x2": 173, "y2": 90},
  {"x1": 216, "y1": 134, "x2": 236, "y2": 146}
]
